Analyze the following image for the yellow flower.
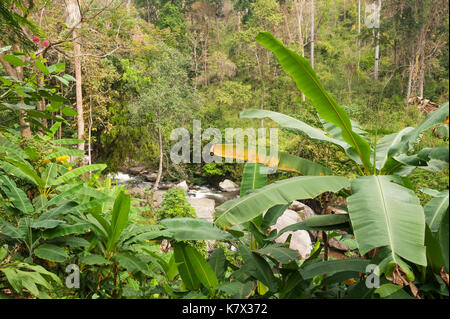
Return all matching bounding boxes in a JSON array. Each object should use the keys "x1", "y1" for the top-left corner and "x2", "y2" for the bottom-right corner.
[
  {"x1": 68, "y1": 166, "x2": 72, "y2": 171},
  {"x1": 56, "y1": 155, "x2": 70, "y2": 162}
]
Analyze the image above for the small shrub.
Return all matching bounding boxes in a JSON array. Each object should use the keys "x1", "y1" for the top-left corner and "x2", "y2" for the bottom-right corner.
[
  {"x1": 156, "y1": 187, "x2": 196, "y2": 220},
  {"x1": 157, "y1": 187, "x2": 208, "y2": 256}
]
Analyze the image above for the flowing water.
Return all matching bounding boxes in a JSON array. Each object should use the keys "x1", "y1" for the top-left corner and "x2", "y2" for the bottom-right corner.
[{"x1": 109, "y1": 171, "x2": 239, "y2": 206}]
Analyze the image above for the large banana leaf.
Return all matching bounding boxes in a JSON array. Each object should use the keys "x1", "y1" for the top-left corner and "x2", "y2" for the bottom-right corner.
[
  {"x1": 173, "y1": 242, "x2": 201, "y2": 291},
  {"x1": 52, "y1": 164, "x2": 106, "y2": 185},
  {"x1": 388, "y1": 102, "x2": 449, "y2": 156},
  {"x1": 299, "y1": 258, "x2": 370, "y2": 279},
  {"x1": 106, "y1": 191, "x2": 130, "y2": 252},
  {"x1": 239, "y1": 109, "x2": 349, "y2": 149},
  {"x1": 439, "y1": 210, "x2": 449, "y2": 272},
  {"x1": 240, "y1": 162, "x2": 267, "y2": 196},
  {"x1": 42, "y1": 163, "x2": 58, "y2": 188},
  {"x1": 394, "y1": 146, "x2": 449, "y2": 173},
  {"x1": 2, "y1": 159, "x2": 44, "y2": 187},
  {"x1": 161, "y1": 218, "x2": 235, "y2": 241},
  {"x1": 215, "y1": 176, "x2": 350, "y2": 229},
  {"x1": 34, "y1": 244, "x2": 70, "y2": 262},
  {"x1": 182, "y1": 244, "x2": 219, "y2": 289},
  {"x1": 208, "y1": 248, "x2": 227, "y2": 281},
  {"x1": 375, "y1": 127, "x2": 415, "y2": 170},
  {"x1": 238, "y1": 244, "x2": 278, "y2": 292},
  {"x1": 277, "y1": 153, "x2": 332, "y2": 176},
  {"x1": 0, "y1": 175, "x2": 33, "y2": 214},
  {"x1": 256, "y1": 32, "x2": 372, "y2": 171},
  {"x1": 424, "y1": 189, "x2": 449, "y2": 234},
  {"x1": 0, "y1": 161, "x2": 38, "y2": 186},
  {"x1": 212, "y1": 144, "x2": 332, "y2": 176},
  {"x1": 347, "y1": 176, "x2": 427, "y2": 266}
]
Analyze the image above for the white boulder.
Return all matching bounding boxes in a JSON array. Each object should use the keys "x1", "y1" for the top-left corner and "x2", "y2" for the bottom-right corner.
[
  {"x1": 218, "y1": 179, "x2": 240, "y2": 192},
  {"x1": 175, "y1": 180, "x2": 189, "y2": 192},
  {"x1": 267, "y1": 209, "x2": 313, "y2": 258},
  {"x1": 188, "y1": 198, "x2": 216, "y2": 223}
]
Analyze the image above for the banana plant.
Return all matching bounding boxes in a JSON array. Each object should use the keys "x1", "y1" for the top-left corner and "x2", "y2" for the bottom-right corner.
[
  {"x1": 0, "y1": 131, "x2": 106, "y2": 201},
  {"x1": 0, "y1": 244, "x2": 62, "y2": 298},
  {"x1": 209, "y1": 32, "x2": 449, "y2": 297}
]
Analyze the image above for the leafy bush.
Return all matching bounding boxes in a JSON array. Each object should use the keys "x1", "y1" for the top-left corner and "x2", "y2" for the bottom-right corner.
[{"x1": 156, "y1": 187, "x2": 196, "y2": 221}]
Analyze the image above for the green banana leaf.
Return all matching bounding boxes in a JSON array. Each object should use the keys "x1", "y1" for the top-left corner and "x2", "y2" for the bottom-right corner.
[
  {"x1": 240, "y1": 162, "x2": 267, "y2": 196},
  {"x1": 215, "y1": 176, "x2": 350, "y2": 229},
  {"x1": 52, "y1": 164, "x2": 107, "y2": 185},
  {"x1": 424, "y1": 189, "x2": 449, "y2": 234},
  {"x1": 256, "y1": 32, "x2": 372, "y2": 171},
  {"x1": 347, "y1": 175, "x2": 427, "y2": 266},
  {"x1": 388, "y1": 102, "x2": 449, "y2": 156}
]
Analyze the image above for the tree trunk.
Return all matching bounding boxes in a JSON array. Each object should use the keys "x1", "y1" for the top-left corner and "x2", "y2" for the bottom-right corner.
[
  {"x1": 88, "y1": 98, "x2": 92, "y2": 165},
  {"x1": 374, "y1": 0, "x2": 381, "y2": 81},
  {"x1": 255, "y1": 47, "x2": 265, "y2": 128},
  {"x1": 15, "y1": 64, "x2": 31, "y2": 138},
  {"x1": 406, "y1": 60, "x2": 413, "y2": 104},
  {"x1": 295, "y1": 0, "x2": 306, "y2": 101},
  {"x1": 310, "y1": 0, "x2": 315, "y2": 69},
  {"x1": 152, "y1": 125, "x2": 163, "y2": 191},
  {"x1": 193, "y1": 39, "x2": 198, "y2": 93},
  {"x1": 73, "y1": 29, "x2": 85, "y2": 154},
  {"x1": 127, "y1": 0, "x2": 131, "y2": 16},
  {"x1": 215, "y1": 15, "x2": 220, "y2": 51},
  {"x1": 237, "y1": 11, "x2": 241, "y2": 32},
  {"x1": 374, "y1": 29, "x2": 380, "y2": 80},
  {"x1": 284, "y1": 11, "x2": 292, "y2": 43},
  {"x1": 357, "y1": 0, "x2": 361, "y2": 70},
  {"x1": 38, "y1": 76, "x2": 48, "y2": 132},
  {"x1": 1, "y1": 49, "x2": 31, "y2": 138}
]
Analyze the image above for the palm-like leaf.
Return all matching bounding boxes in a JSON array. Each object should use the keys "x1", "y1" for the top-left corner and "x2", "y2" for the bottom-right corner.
[
  {"x1": 240, "y1": 162, "x2": 267, "y2": 196},
  {"x1": 212, "y1": 144, "x2": 332, "y2": 176},
  {"x1": 256, "y1": 32, "x2": 372, "y2": 172},
  {"x1": 347, "y1": 176, "x2": 427, "y2": 266},
  {"x1": 215, "y1": 176, "x2": 350, "y2": 229},
  {"x1": 424, "y1": 189, "x2": 449, "y2": 234}
]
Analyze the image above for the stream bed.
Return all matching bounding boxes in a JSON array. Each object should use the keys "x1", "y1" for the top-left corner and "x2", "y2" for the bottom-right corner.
[{"x1": 109, "y1": 171, "x2": 239, "y2": 207}]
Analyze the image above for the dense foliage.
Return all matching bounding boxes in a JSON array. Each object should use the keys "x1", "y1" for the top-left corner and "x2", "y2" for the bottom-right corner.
[{"x1": 0, "y1": 0, "x2": 448, "y2": 300}]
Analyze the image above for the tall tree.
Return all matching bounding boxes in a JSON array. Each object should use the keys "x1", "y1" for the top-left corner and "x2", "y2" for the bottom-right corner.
[
  {"x1": 66, "y1": 0, "x2": 85, "y2": 153},
  {"x1": 374, "y1": 0, "x2": 381, "y2": 80}
]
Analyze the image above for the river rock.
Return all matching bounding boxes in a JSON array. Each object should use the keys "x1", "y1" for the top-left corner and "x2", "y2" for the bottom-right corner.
[
  {"x1": 143, "y1": 172, "x2": 158, "y2": 182},
  {"x1": 128, "y1": 166, "x2": 146, "y2": 175},
  {"x1": 219, "y1": 179, "x2": 240, "y2": 192},
  {"x1": 328, "y1": 237, "x2": 350, "y2": 251},
  {"x1": 267, "y1": 209, "x2": 312, "y2": 258},
  {"x1": 188, "y1": 198, "x2": 216, "y2": 222},
  {"x1": 159, "y1": 182, "x2": 177, "y2": 190},
  {"x1": 152, "y1": 190, "x2": 167, "y2": 207},
  {"x1": 175, "y1": 180, "x2": 189, "y2": 192},
  {"x1": 289, "y1": 201, "x2": 316, "y2": 219},
  {"x1": 126, "y1": 186, "x2": 145, "y2": 198}
]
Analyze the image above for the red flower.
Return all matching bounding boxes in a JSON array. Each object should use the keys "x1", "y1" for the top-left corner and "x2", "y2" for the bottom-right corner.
[
  {"x1": 32, "y1": 36, "x2": 40, "y2": 43},
  {"x1": 42, "y1": 39, "x2": 50, "y2": 47}
]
